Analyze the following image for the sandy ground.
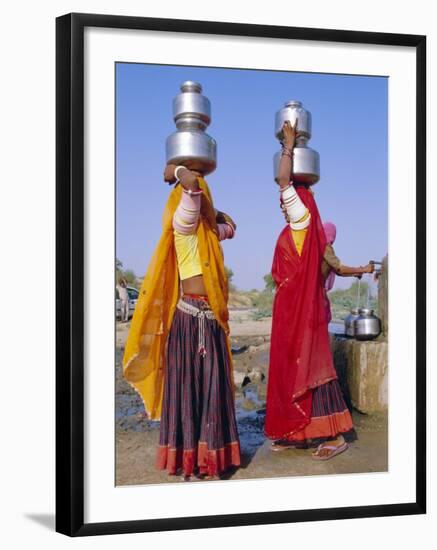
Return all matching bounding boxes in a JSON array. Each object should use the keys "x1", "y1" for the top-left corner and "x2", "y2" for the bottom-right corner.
[
  {"x1": 115, "y1": 312, "x2": 388, "y2": 486},
  {"x1": 116, "y1": 412, "x2": 387, "y2": 485}
]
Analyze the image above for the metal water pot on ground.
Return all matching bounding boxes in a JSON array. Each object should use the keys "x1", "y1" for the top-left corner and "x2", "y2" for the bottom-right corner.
[
  {"x1": 166, "y1": 81, "x2": 217, "y2": 175},
  {"x1": 354, "y1": 308, "x2": 382, "y2": 341},
  {"x1": 273, "y1": 100, "x2": 320, "y2": 184},
  {"x1": 344, "y1": 278, "x2": 362, "y2": 337},
  {"x1": 354, "y1": 264, "x2": 382, "y2": 340},
  {"x1": 345, "y1": 308, "x2": 360, "y2": 337},
  {"x1": 344, "y1": 274, "x2": 382, "y2": 340}
]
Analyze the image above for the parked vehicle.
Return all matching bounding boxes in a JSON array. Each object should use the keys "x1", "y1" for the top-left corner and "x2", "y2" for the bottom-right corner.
[{"x1": 116, "y1": 286, "x2": 139, "y2": 320}]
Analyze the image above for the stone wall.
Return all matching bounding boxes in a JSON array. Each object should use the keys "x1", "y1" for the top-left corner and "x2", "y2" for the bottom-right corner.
[{"x1": 332, "y1": 336, "x2": 388, "y2": 414}]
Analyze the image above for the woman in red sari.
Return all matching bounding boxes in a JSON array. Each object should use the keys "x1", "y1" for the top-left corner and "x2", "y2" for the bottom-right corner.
[{"x1": 265, "y1": 121, "x2": 355, "y2": 460}]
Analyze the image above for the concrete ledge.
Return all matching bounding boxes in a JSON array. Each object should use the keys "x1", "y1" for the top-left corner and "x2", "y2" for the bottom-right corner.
[{"x1": 332, "y1": 336, "x2": 388, "y2": 414}]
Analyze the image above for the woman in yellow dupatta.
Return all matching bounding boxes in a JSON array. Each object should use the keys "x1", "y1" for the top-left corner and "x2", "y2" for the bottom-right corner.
[{"x1": 123, "y1": 165, "x2": 241, "y2": 479}]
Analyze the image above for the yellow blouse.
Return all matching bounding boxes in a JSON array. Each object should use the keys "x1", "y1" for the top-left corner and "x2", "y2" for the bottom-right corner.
[
  {"x1": 291, "y1": 210, "x2": 311, "y2": 256},
  {"x1": 174, "y1": 229, "x2": 203, "y2": 280}
]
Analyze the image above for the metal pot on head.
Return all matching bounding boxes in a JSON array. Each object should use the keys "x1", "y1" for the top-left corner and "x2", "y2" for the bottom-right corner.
[
  {"x1": 273, "y1": 100, "x2": 320, "y2": 184},
  {"x1": 172, "y1": 80, "x2": 211, "y2": 128},
  {"x1": 166, "y1": 81, "x2": 217, "y2": 175},
  {"x1": 273, "y1": 147, "x2": 320, "y2": 185},
  {"x1": 275, "y1": 100, "x2": 312, "y2": 142}
]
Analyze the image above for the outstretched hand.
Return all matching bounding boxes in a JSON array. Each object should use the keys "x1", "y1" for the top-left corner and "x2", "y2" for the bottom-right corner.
[{"x1": 355, "y1": 263, "x2": 375, "y2": 278}]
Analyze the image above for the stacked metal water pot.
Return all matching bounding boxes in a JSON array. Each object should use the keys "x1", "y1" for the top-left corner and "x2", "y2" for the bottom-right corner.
[
  {"x1": 273, "y1": 100, "x2": 320, "y2": 184},
  {"x1": 166, "y1": 81, "x2": 217, "y2": 175}
]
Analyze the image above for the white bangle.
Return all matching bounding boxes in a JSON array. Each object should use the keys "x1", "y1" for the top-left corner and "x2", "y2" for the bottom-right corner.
[
  {"x1": 279, "y1": 182, "x2": 293, "y2": 192},
  {"x1": 290, "y1": 213, "x2": 311, "y2": 231},
  {"x1": 174, "y1": 165, "x2": 188, "y2": 181},
  {"x1": 182, "y1": 187, "x2": 203, "y2": 196}
]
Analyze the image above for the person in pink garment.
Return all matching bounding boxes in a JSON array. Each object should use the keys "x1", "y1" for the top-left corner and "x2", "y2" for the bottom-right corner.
[{"x1": 321, "y1": 221, "x2": 374, "y2": 323}]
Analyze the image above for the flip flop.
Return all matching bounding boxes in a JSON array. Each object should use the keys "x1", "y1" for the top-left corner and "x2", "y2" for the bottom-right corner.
[{"x1": 311, "y1": 441, "x2": 349, "y2": 461}]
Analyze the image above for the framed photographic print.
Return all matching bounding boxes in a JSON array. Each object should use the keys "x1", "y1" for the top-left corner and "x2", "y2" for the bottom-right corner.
[{"x1": 56, "y1": 12, "x2": 426, "y2": 536}]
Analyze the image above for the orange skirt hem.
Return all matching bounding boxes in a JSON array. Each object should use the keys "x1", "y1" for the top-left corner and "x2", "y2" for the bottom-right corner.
[
  {"x1": 156, "y1": 440, "x2": 241, "y2": 477},
  {"x1": 285, "y1": 409, "x2": 354, "y2": 442}
]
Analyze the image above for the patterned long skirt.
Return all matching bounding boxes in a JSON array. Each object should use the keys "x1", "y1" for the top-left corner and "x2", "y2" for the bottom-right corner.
[
  {"x1": 156, "y1": 296, "x2": 241, "y2": 477},
  {"x1": 283, "y1": 380, "x2": 356, "y2": 447}
]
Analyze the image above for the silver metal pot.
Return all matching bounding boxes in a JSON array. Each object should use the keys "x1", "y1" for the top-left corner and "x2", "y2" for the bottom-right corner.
[
  {"x1": 275, "y1": 100, "x2": 312, "y2": 142},
  {"x1": 344, "y1": 308, "x2": 360, "y2": 337},
  {"x1": 273, "y1": 146, "x2": 320, "y2": 184},
  {"x1": 273, "y1": 99, "x2": 320, "y2": 184},
  {"x1": 166, "y1": 130, "x2": 217, "y2": 174},
  {"x1": 354, "y1": 308, "x2": 382, "y2": 341},
  {"x1": 166, "y1": 81, "x2": 217, "y2": 175},
  {"x1": 173, "y1": 80, "x2": 211, "y2": 130}
]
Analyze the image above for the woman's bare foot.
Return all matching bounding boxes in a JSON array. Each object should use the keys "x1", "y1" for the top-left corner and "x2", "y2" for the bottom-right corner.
[
  {"x1": 271, "y1": 440, "x2": 292, "y2": 452},
  {"x1": 270, "y1": 439, "x2": 306, "y2": 452},
  {"x1": 204, "y1": 474, "x2": 221, "y2": 481},
  {"x1": 194, "y1": 471, "x2": 221, "y2": 481}
]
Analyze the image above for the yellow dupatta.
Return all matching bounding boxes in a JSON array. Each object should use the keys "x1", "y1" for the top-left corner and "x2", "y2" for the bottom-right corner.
[{"x1": 122, "y1": 178, "x2": 233, "y2": 420}]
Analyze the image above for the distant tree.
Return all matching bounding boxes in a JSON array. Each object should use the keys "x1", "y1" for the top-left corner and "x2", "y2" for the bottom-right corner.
[
  {"x1": 116, "y1": 258, "x2": 123, "y2": 279},
  {"x1": 225, "y1": 266, "x2": 236, "y2": 292},
  {"x1": 263, "y1": 273, "x2": 275, "y2": 293},
  {"x1": 328, "y1": 279, "x2": 378, "y2": 322},
  {"x1": 123, "y1": 269, "x2": 137, "y2": 286},
  {"x1": 115, "y1": 258, "x2": 140, "y2": 289},
  {"x1": 248, "y1": 273, "x2": 276, "y2": 318}
]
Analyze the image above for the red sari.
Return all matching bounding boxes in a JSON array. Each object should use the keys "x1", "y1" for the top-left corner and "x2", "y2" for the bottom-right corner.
[{"x1": 265, "y1": 186, "x2": 340, "y2": 441}]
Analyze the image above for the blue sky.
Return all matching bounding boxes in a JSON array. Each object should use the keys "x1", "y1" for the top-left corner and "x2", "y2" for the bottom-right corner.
[{"x1": 116, "y1": 63, "x2": 388, "y2": 291}]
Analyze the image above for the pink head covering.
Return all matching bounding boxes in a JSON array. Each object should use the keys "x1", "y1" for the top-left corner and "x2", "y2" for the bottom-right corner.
[{"x1": 323, "y1": 221, "x2": 337, "y2": 245}]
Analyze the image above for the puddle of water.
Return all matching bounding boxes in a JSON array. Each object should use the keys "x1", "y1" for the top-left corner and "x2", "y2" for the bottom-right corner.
[
  {"x1": 116, "y1": 379, "x2": 268, "y2": 458},
  {"x1": 329, "y1": 321, "x2": 345, "y2": 335},
  {"x1": 235, "y1": 385, "x2": 267, "y2": 457},
  {"x1": 242, "y1": 387, "x2": 264, "y2": 408}
]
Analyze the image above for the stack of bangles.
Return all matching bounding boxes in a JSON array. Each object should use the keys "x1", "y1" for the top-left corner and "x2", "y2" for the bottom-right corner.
[{"x1": 280, "y1": 181, "x2": 311, "y2": 230}]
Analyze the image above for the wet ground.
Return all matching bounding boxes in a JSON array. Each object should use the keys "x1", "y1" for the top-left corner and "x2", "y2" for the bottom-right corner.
[{"x1": 115, "y1": 318, "x2": 388, "y2": 486}]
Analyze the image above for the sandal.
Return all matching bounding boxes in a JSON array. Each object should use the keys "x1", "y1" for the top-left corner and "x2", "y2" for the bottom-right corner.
[{"x1": 311, "y1": 440, "x2": 348, "y2": 461}]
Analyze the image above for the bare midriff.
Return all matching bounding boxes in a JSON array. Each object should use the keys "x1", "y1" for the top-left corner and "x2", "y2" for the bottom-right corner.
[{"x1": 181, "y1": 274, "x2": 207, "y2": 296}]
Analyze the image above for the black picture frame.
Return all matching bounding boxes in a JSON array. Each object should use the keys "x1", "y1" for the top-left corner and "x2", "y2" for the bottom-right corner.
[{"x1": 56, "y1": 12, "x2": 426, "y2": 537}]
